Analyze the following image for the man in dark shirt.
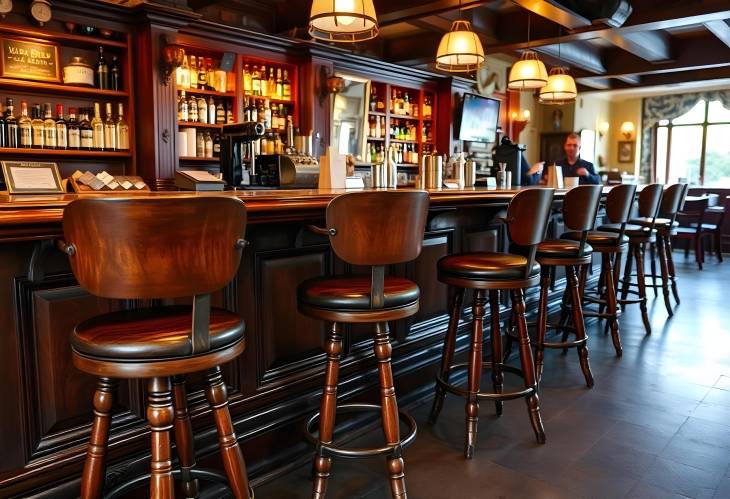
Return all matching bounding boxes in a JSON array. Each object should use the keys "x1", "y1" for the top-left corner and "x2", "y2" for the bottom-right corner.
[{"x1": 556, "y1": 133, "x2": 601, "y2": 185}]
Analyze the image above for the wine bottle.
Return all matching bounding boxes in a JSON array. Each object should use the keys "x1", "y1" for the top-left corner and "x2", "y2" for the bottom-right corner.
[
  {"x1": 31, "y1": 104, "x2": 45, "y2": 149},
  {"x1": 110, "y1": 55, "x2": 121, "y2": 91},
  {"x1": 0, "y1": 102, "x2": 6, "y2": 148},
  {"x1": 67, "y1": 107, "x2": 80, "y2": 150},
  {"x1": 80, "y1": 108, "x2": 93, "y2": 150},
  {"x1": 115, "y1": 103, "x2": 130, "y2": 151},
  {"x1": 178, "y1": 90, "x2": 188, "y2": 122},
  {"x1": 6, "y1": 98, "x2": 18, "y2": 148},
  {"x1": 95, "y1": 46, "x2": 109, "y2": 90},
  {"x1": 104, "y1": 102, "x2": 116, "y2": 151},
  {"x1": 208, "y1": 96, "x2": 216, "y2": 125},
  {"x1": 55, "y1": 104, "x2": 67, "y2": 149},
  {"x1": 91, "y1": 102, "x2": 104, "y2": 150},
  {"x1": 18, "y1": 101, "x2": 32, "y2": 148},
  {"x1": 282, "y1": 70, "x2": 291, "y2": 101}
]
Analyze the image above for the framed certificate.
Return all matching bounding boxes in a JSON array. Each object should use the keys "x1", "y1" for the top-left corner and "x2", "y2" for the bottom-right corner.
[{"x1": 2, "y1": 161, "x2": 64, "y2": 194}]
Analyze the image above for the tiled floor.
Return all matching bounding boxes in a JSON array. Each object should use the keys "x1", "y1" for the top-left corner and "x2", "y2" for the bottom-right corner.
[{"x1": 256, "y1": 255, "x2": 730, "y2": 498}]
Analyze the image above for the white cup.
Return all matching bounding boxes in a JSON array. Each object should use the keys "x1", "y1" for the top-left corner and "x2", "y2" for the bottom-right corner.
[{"x1": 564, "y1": 177, "x2": 580, "y2": 188}]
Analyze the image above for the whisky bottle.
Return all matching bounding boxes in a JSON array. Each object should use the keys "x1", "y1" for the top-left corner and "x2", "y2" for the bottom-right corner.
[
  {"x1": 276, "y1": 68, "x2": 283, "y2": 100},
  {"x1": 18, "y1": 101, "x2": 32, "y2": 148},
  {"x1": 204, "y1": 130, "x2": 213, "y2": 158},
  {"x1": 216, "y1": 101, "x2": 226, "y2": 124},
  {"x1": 243, "y1": 64, "x2": 252, "y2": 94},
  {"x1": 104, "y1": 102, "x2": 117, "y2": 151},
  {"x1": 116, "y1": 103, "x2": 130, "y2": 150},
  {"x1": 80, "y1": 108, "x2": 93, "y2": 150},
  {"x1": 178, "y1": 90, "x2": 188, "y2": 122},
  {"x1": 263, "y1": 99, "x2": 272, "y2": 131},
  {"x1": 208, "y1": 96, "x2": 216, "y2": 125},
  {"x1": 197, "y1": 58, "x2": 208, "y2": 90},
  {"x1": 260, "y1": 65, "x2": 268, "y2": 97},
  {"x1": 67, "y1": 108, "x2": 80, "y2": 149},
  {"x1": 55, "y1": 104, "x2": 68, "y2": 149},
  {"x1": 226, "y1": 102, "x2": 234, "y2": 123},
  {"x1": 267, "y1": 68, "x2": 276, "y2": 99},
  {"x1": 197, "y1": 95, "x2": 208, "y2": 124},
  {"x1": 252, "y1": 65, "x2": 261, "y2": 96},
  {"x1": 91, "y1": 102, "x2": 105, "y2": 150},
  {"x1": 282, "y1": 70, "x2": 291, "y2": 101},
  {"x1": 189, "y1": 55, "x2": 198, "y2": 89},
  {"x1": 5, "y1": 98, "x2": 18, "y2": 148},
  {"x1": 188, "y1": 93, "x2": 198, "y2": 122},
  {"x1": 31, "y1": 104, "x2": 45, "y2": 149}
]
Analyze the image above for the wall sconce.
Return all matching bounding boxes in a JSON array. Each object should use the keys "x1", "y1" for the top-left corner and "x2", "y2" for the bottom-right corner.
[
  {"x1": 620, "y1": 121, "x2": 635, "y2": 140},
  {"x1": 510, "y1": 109, "x2": 531, "y2": 138},
  {"x1": 318, "y1": 66, "x2": 345, "y2": 104},
  {"x1": 598, "y1": 121, "x2": 610, "y2": 138},
  {"x1": 161, "y1": 37, "x2": 185, "y2": 86}
]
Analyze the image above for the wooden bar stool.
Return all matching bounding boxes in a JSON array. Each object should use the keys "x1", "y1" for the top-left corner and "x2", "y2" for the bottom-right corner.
[
  {"x1": 61, "y1": 197, "x2": 251, "y2": 499},
  {"x1": 598, "y1": 184, "x2": 664, "y2": 335},
  {"x1": 562, "y1": 184, "x2": 636, "y2": 357},
  {"x1": 630, "y1": 184, "x2": 688, "y2": 316},
  {"x1": 297, "y1": 191, "x2": 429, "y2": 499},
  {"x1": 429, "y1": 188, "x2": 555, "y2": 458},
  {"x1": 532, "y1": 185, "x2": 603, "y2": 388}
]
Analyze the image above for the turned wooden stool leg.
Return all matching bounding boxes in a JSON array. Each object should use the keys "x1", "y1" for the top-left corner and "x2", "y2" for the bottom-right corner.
[
  {"x1": 374, "y1": 322, "x2": 407, "y2": 499},
  {"x1": 465, "y1": 289, "x2": 487, "y2": 459},
  {"x1": 620, "y1": 243, "x2": 634, "y2": 303},
  {"x1": 205, "y1": 367, "x2": 250, "y2": 499},
  {"x1": 567, "y1": 266, "x2": 594, "y2": 388},
  {"x1": 613, "y1": 252, "x2": 622, "y2": 295},
  {"x1": 534, "y1": 268, "x2": 550, "y2": 387},
  {"x1": 312, "y1": 323, "x2": 342, "y2": 499},
  {"x1": 650, "y1": 242, "x2": 658, "y2": 297},
  {"x1": 429, "y1": 288, "x2": 464, "y2": 424},
  {"x1": 635, "y1": 243, "x2": 652, "y2": 334},
  {"x1": 172, "y1": 375, "x2": 199, "y2": 499},
  {"x1": 80, "y1": 378, "x2": 116, "y2": 499},
  {"x1": 147, "y1": 377, "x2": 175, "y2": 499},
  {"x1": 656, "y1": 235, "x2": 674, "y2": 317},
  {"x1": 665, "y1": 235, "x2": 680, "y2": 304},
  {"x1": 489, "y1": 290, "x2": 504, "y2": 415},
  {"x1": 511, "y1": 289, "x2": 546, "y2": 444},
  {"x1": 603, "y1": 254, "x2": 623, "y2": 357}
]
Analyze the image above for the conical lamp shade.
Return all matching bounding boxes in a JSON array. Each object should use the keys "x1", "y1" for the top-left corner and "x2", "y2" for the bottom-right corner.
[
  {"x1": 309, "y1": 0, "x2": 379, "y2": 43},
  {"x1": 539, "y1": 67, "x2": 577, "y2": 104},
  {"x1": 435, "y1": 20, "x2": 485, "y2": 72},
  {"x1": 508, "y1": 50, "x2": 548, "y2": 91}
]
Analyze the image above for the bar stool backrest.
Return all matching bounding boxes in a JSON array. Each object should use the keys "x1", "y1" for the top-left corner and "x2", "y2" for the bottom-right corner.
[
  {"x1": 604, "y1": 183, "x2": 637, "y2": 241},
  {"x1": 506, "y1": 188, "x2": 555, "y2": 278},
  {"x1": 326, "y1": 191, "x2": 430, "y2": 309},
  {"x1": 563, "y1": 185, "x2": 603, "y2": 256},
  {"x1": 637, "y1": 183, "x2": 664, "y2": 221},
  {"x1": 659, "y1": 183, "x2": 688, "y2": 222},
  {"x1": 63, "y1": 197, "x2": 247, "y2": 299}
]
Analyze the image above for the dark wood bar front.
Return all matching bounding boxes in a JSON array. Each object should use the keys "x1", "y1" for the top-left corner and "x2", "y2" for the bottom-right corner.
[{"x1": 0, "y1": 187, "x2": 584, "y2": 497}]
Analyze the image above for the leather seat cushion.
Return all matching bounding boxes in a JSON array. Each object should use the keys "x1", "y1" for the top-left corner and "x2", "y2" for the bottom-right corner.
[
  {"x1": 537, "y1": 239, "x2": 593, "y2": 259},
  {"x1": 72, "y1": 305, "x2": 245, "y2": 359},
  {"x1": 598, "y1": 223, "x2": 656, "y2": 239},
  {"x1": 438, "y1": 252, "x2": 541, "y2": 281},
  {"x1": 562, "y1": 231, "x2": 629, "y2": 248},
  {"x1": 297, "y1": 275, "x2": 419, "y2": 311}
]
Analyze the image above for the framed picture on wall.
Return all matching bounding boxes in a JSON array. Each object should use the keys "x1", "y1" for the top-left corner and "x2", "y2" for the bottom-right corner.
[{"x1": 618, "y1": 141, "x2": 634, "y2": 163}]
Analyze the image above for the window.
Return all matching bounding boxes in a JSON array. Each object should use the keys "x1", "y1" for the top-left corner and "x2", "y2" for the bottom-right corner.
[{"x1": 654, "y1": 99, "x2": 730, "y2": 186}]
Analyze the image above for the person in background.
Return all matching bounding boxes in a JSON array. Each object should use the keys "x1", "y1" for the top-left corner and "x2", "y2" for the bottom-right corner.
[{"x1": 556, "y1": 132, "x2": 601, "y2": 184}]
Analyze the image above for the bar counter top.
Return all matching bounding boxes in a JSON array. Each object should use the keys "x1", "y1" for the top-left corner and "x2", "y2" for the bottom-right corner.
[{"x1": 0, "y1": 186, "x2": 567, "y2": 230}]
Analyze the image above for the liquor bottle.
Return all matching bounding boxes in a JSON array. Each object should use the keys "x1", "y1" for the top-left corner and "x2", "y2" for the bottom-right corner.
[
  {"x1": 243, "y1": 64, "x2": 252, "y2": 94},
  {"x1": 91, "y1": 102, "x2": 104, "y2": 150},
  {"x1": 196, "y1": 130, "x2": 204, "y2": 157},
  {"x1": 104, "y1": 102, "x2": 116, "y2": 151},
  {"x1": 67, "y1": 108, "x2": 80, "y2": 149},
  {"x1": 188, "y1": 93, "x2": 198, "y2": 122},
  {"x1": 80, "y1": 109, "x2": 93, "y2": 150},
  {"x1": 263, "y1": 99, "x2": 272, "y2": 131},
  {"x1": 207, "y1": 96, "x2": 215, "y2": 124},
  {"x1": 390, "y1": 88, "x2": 396, "y2": 113},
  {"x1": 380, "y1": 117, "x2": 386, "y2": 138},
  {"x1": 267, "y1": 68, "x2": 276, "y2": 99},
  {"x1": 206, "y1": 58, "x2": 215, "y2": 90},
  {"x1": 189, "y1": 55, "x2": 198, "y2": 89},
  {"x1": 226, "y1": 102, "x2": 234, "y2": 123},
  {"x1": 115, "y1": 103, "x2": 130, "y2": 150},
  {"x1": 282, "y1": 70, "x2": 291, "y2": 101},
  {"x1": 271, "y1": 104, "x2": 279, "y2": 135},
  {"x1": 204, "y1": 130, "x2": 213, "y2": 158},
  {"x1": 6, "y1": 98, "x2": 18, "y2": 148},
  {"x1": 375, "y1": 115, "x2": 381, "y2": 138},
  {"x1": 260, "y1": 65, "x2": 268, "y2": 97},
  {"x1": 276, "y1": 68, "x2": 283, "y2": 100},
  {"x1": 176, "y1": 55, "x2": 190, "y2": 88},
  {"x1": 369, "y1": 116, "x2": 375, "y2": 137},
  {"x1": 216, "y1": 101, "x2": 226, "y2": 124},
  {"x1": 0, "y1": 103, "x2": 6, "y2": 148},
  {"x1": 110, "y1": 56, "x2": 121, "y2": 91},
  {"x1": 370, "y1": 85, "x2": 377, "y2": 112},
  {"x1": 31, "y1": 104, "x2": 45, "y2": 149},
  {"x1": 424, "y1": 96, "x2": 432, "y2": 119},
  {"x1": 178, "y1": 90, "x2": 188, "y2": 122},
  {"x1": 197, "y1": 58, "x2": 208, "y2": 90},
  {"x1": 252, "y1": 65, "x2": 261, "y2": 96},
  {"x1": 197, "y1": 95, "x2": 208, "y2": 124},
  {"x1": 403, "y1": 92, "x2": 410, "y2": 116},
  {"x1": 278, "y1": 104, "x2": 287, "y2": 132},
  {"x1": 95, "y1": 46, "x2": 109, "y2": 90},
  {"x1": 55, "y1": 104, "x2": 68, "y2": 149},
  {"x1": 18, "y1": 101, "x2": 32, "y2": 148},
  {"x1": 213, "y1": 133, "x2": 221, "y2": 158}
]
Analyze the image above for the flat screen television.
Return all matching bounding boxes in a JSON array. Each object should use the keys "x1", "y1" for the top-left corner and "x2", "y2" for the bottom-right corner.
[{"x1": 458, "y1": 93, "x2": 500, "y2": 143}]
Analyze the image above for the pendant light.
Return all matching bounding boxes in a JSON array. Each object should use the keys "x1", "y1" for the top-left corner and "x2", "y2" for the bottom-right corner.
[
  {"x1": 308, "y1": 0, "x2": 379, "y2": 43},
  {"x1": 508, "y1": 13, "x2": 548, "y2": 91},
  {"x1": 435, "y1": 1, "x2": 485, "y2": 73},
  {"x1": 539, "y1": 29, "x2": 577, "y2": 104}
]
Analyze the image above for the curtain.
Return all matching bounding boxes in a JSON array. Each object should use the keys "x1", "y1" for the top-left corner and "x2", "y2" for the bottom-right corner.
[{"x1": 641, "y1": 89, "x2": 730, "y2": 180}]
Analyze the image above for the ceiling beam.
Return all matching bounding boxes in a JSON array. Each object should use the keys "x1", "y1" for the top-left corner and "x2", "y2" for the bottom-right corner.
[
  {"x1": 576, "y1": 77, "x2": 612, "y2": 90},
  {"x1": 704, "y1": 20, "x2": 730, "y2": 48},
  {"x1": 534, "y1": 42, "x2": 606, "y2": 74},
  {"x1": 510, "y1": 0, "x2": 591, "y2": 30},
  {"x1": 608, "y1": 66, "x2": 730, "y2": 90},
  {"x1": 602, "y1": 30, "x2": 671, "y2": 62},
  {"x1": 378, "y1": 0, "x2": 490, "y2": 27},
  {"x1": 614, "y1": 74, "x2": 641, "y2": 85}
]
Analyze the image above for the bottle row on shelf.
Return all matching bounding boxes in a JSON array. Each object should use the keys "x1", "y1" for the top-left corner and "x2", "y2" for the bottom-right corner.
[
  {"x1": 0, "y1": 98, "x2": 129, "y2": 151},
  {"x1": 178, "y1": 128, "x2": 220, "y2": 159},
  {"x1": 368, "y1": 143, "x2": 420, "y2": 166},
  {"x1": 178, "y1": 90, "x2": 233, "y2": 125},
  {"x1": 60, "y1": 46, "x2": 123, "y2": 91},
  {"x1": 242, "y1": 64, "x2": 292, "y2": 101},
  {"x1": 368, "y1": 86, "x2": 434, "y2": 119},
  {"x1": 176, "y1": 53, "x2": 232, "y2": 93},
  {"x1": 242, "y1": 97, "x2": 293, "y2": 135},
  {"x1": 367, "y1": 117, "x2": 433, "y2": 143}
]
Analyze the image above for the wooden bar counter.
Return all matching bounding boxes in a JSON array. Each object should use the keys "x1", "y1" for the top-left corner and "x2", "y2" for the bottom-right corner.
[{"x1": 0, "y1": 187, "x2": 574, "y2": 497}]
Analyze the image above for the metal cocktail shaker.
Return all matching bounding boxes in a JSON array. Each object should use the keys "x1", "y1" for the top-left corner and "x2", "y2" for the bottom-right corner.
[{"x1": 465, "y1": 158, "x2": 476, "y2": 187}]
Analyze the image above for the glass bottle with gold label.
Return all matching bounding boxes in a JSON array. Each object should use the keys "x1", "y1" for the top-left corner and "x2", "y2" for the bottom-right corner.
[{"x1": 91, "y1": 102, "x2": 105, "y2": 150}]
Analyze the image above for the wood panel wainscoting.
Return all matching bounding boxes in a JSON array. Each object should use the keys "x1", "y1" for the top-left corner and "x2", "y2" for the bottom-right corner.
[{"x1": 0, "y1": 188, "x2": 600, "y2": 497}]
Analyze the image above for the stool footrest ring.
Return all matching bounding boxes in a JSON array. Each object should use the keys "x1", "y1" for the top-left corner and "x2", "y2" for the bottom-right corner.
[
  {"x1": 104, "y1": 467, "x2": 252, "y2": 499},
  {"x1": 304, "y1": 403, "x2": 417, "y2": 459},
  {"x1": 436, "y1": 362, "x2": 535, "y2": 401},
  {"x1": 543, "y1": 337, "x2": 587, "y2": 349}
]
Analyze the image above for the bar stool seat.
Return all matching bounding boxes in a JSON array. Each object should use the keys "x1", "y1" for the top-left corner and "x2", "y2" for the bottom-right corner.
[
  {"x1": 598, "y1": 223, "x2": 657, "y2": 242},
  {"x1": 438, "y1": 252, "x2": 540, "y2": 285},
  {"x1": 630, "y1": 216, "x2": 678, "y2": 229},
  {"x1": 298, "y1": 275, "x2": 419, "y2": 311},
  {"x1": 537, "y1": 239, "x2": 593, "y2": 259},
  {"x1": 562, "y1": 230, "x2": 629, "y2": 249},
  {"x1": 72, "y1": 306, "x2": 244, "y2": 360}
]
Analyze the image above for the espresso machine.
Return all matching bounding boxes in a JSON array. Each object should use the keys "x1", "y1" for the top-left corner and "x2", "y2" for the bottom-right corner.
[{"x1": 220, "y1": 122, "x2": 266, "y2": 188}]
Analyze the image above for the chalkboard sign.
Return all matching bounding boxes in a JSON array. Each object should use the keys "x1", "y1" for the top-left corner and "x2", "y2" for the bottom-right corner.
[{"x1": 0, "y1": 36, "x2": 60, "y2": 83}]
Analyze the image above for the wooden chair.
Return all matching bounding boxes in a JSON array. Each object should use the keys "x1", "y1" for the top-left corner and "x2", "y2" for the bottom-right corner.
[
  {"x1": 297, "y1": 191, "x2": 429, "y2": 499},
  {"x1": 61, "y1": 197, "x2": 251, "y2": 499},
  {"x1": 675, "y1": 195, "x2": 727, "y2": 269},
  {"x1": 429, "y1": 188, "x2": 555, "y2": 458},
  {"x1": 532, "y1": 185, "x2": 603, "y2": 388}
]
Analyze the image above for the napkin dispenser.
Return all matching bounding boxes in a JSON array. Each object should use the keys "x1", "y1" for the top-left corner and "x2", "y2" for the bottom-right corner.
[{"x1": 544, "y1": 164, "x2": 564, "y2": 189}]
